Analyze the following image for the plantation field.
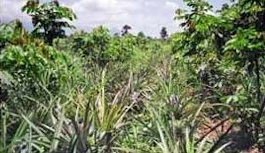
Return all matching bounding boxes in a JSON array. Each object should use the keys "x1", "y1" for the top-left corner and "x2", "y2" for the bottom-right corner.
[{"x1": 0, "y1": 0, "x2": 265, "y2": 152}]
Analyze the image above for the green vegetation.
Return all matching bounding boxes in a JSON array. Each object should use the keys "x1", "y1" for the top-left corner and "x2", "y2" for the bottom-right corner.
[{"x1": 0, "y1": 0, "x2": 265, "y2": 152}]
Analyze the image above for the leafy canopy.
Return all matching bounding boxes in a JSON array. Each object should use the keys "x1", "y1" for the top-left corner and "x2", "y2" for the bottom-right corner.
[{"x1": 22, "y1": 0, "x2": 77, "y2": 44}]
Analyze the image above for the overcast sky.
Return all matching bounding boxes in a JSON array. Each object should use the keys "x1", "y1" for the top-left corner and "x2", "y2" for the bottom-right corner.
[{"x1": 0, "y1": 0, "x2": 228, "y2": 37}]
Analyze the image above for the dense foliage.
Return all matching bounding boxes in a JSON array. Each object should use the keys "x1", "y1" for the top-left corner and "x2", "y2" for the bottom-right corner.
[
  {"x1": 22, "y1": 0, "x2": 76, "y2": 44},
  {"x1": 0, "y1": 0, "x2": 265, "y2": 152}
]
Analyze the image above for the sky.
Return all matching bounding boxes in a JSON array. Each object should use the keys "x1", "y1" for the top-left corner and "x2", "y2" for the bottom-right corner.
[{"x1": 0, "y1": 0, "x2": 228, "y2": 37}]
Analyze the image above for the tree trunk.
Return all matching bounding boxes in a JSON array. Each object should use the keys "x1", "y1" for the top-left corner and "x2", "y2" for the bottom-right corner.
[{"x1": 254, "y1": 57, "x2": 261, "y2": 105}]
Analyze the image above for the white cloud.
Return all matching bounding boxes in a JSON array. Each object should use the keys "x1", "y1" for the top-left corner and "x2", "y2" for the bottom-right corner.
[
  {"x1": 166, "y1": 1, "x2": 178, "y2": 9},
  {"x1": 0, "y1": 0, "x2": 31, "y2": 24},
  {"x1": 69, "y1": 0, "x2": 180, "y2": 36},
  {"x1": 0, "y1": 0, "x2": 181, "y2": 37}
]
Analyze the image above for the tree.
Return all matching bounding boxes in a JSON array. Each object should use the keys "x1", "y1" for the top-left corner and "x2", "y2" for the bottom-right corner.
[
  {"x1": 137, "y1": 31, "x2": 145, "y2": 38},
  {"x1": 175, "y1": 0, "x2": 265, "y2": 149},
  {"x1": 22, "y1": 0, "x2": 77, "y2": 45},
  {"x1": 223, "y1": 0, "x2": 265, "y2": 134},
  {"x1": 160, "y1": 27, "x2": 168, "y2": 40},
  {"x1": 174, "y1": 0, "x2": 222, "y2": 100},
  {"x1": 121, "y1": 25, "x2": 132, "y2": 36},
  {"x1": 0, "y1": 20, "x2": 27, "y2": 50}
]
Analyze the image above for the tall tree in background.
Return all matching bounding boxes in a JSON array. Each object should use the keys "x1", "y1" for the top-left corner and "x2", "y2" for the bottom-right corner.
[
  {"x1": 137, "y1": 31, "x2": 145, "y2": 38},
  {"x1": 22, "y1": 0, "x2": 77, "y2": 45},
  {"x1": 160, "y1": 27, "x2": 168, "y2": 40},
  {"x1": 121, "y1": 25, "x2": 132, "y2": 36}
]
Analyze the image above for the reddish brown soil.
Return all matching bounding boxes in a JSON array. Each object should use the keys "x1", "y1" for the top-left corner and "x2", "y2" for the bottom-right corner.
[
  {"x1": 197, "y1": 118, "x2": 262, "y2": 153},
  {"x1": 197, "y1": 118, "x2": 232, "y2": 141}
]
